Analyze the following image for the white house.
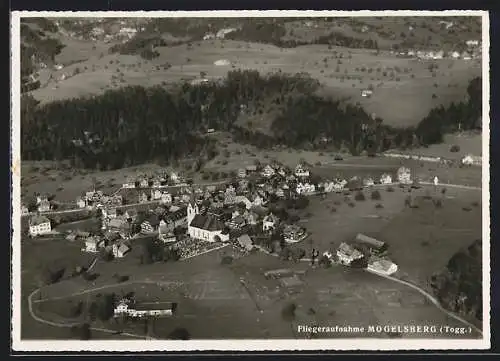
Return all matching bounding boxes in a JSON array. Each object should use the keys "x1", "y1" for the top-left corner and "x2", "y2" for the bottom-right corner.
[
  {"x1": 461, "y1": 154, "x2": 482, "y2": 166},
  {"x1": 380, "y1": 173, "x2": 393, "y2": 185},
  {"x1": 397, "y1": 166, "x2": 412, "y2": 184},
  {"x1": 262, "y1": 213, "x2": 279, "y2": 232},
  {"x1": 139, "y1": 179, "x2": 149, "y2": 188},
  {"x1": 21, "y1": 204, "x2": 30, "y2": 215},
  {"x1": 361, "y1": 89, "x2": 373, "y2": 97},
  {"x1": 122, "y1": 179, "x2": 136, "y2": 189},
  {"x1": 84, "y1": 236, "x2": 104, "y2": 253},
  {"x1": 283, "y1": 224, "x2": 307, "y2": 243},
  {"x1": 367, "y1": 259, "x2": 398, "y2": 276},
  {"x1": 29, "y1": 215, "x2": 52, "y2": 237},
  {"x1": 261, "y1": 165, "x2": 275, "y2": 178},
  {"x1": 76, "y1": 197, "x2": 86, "y2": 209},
  {"x1": 451, "y1": 51, "x2": 461, "y2": 59},
  {"x1": 466, "y1": 39, "x2": 479, "y2": 47},
  {"x1": 294, "y1": 164, "x2": 310, "y2": 178},
  {"x1": 234, "y1": 195, "x2": 253, "y2": 210},
  {"x1": 336, "y1": 242, "x2": 364, "y2": 266},
  {"x1": 112, "y1": 243, "x2": 131, "y2": 258},
  {"x1": 296, "y1": 183, "x2": 316, "y2": 195},
  {"x1": 37, "y1": 199, "x2": 51, "y2": 212},
  {"x1": 238, "y1": 168, "x2": 247, "y2": 178},
  {"x1": 113, "y1": 298, "x2": 174, "y2": 318},
  {"x1": 150, "y1": 189, "x2": 162, "y2": 200},
  {"x1": 160, "y1": 191, "x2": 172, "y2": 204}
]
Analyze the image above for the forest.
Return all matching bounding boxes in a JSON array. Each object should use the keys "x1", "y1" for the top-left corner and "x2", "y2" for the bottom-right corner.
[
  {"x1": 21, "y1": 69, "x2": 482, "y2": 170},
  {"x1": 430, "y1": 239, "x2": 482, "y2": 323}
]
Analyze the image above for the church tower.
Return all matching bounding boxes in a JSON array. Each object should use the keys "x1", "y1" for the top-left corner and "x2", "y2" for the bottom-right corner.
[{"x1": 187, "y1": 198, "x2": 199, "y2": 226}]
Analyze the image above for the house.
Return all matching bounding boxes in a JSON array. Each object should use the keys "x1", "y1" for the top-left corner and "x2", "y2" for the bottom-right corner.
[
  {"x1": 76, "y1": 197, "x2": 86, "y2": 209},
  {"x1": 124, "y1": 208, "x2": 138, "y2": 222},
  {"x1": 224, "y1": 187, "x2": 237, "y2": 205},
  {"x1": 450, "y1": 51, "x2": 461, "y2": 59},
  {"x1": 170, "y1": 172, "x2": 180, "y2": 184},
  {"x1": 238, "y1": 168, "x2": 247, "y2": 178},
  {"x1": 150, "y1": 189, "x2": 162, "y2": 200},
  {"x1": 333, "y1": 181, "x2": 345, "y2": 193},
  {"x1": 102, "y1": 207, "x2": 117, "y2": 219},
  {"x1": 37, "y1": 199, "x2": 51, "y2": 212},
  {"x1": 84, "y1": 236, "x2": 104, "y2": 253},
  {"x1": 245, "y1": 211, "x2": 259, "y2": 226},
  {"x1": 275, "y1": 188, "x2": 285, "y2": 198},
  {"x1": 113, "y1": 298, "x2": 174, "y2": 318},
  {"x1": 461, "y1": 154, "x2": 482, "y2": 166},
  {"x1": 352, "y1": 233, "x2": 387, "y2": 255},
  {"x1": 361, "y1": 89, "x2": 373, "y2": 98},
  {"x1": 112, "y1": 242, "x2": 131, "y2": 258},
  {"x1": 138, "y1": 192, "x2": 149, "y2": 203},
  {"x1": 261, "y1": 165, "x2": 275, "y2": 178},
  {"x1": 111, "y1": 195, "x2": 123, "y2": 206},
  {"x1": 262, "y1": 213, "x2": 279, "y2": 232},
  {"x1": 152, "y1": 179, "x2": 162, "y2": 188},
  {"x1": 336, "y1": 242, "x2": 364, "y2": 266},
  {"x1": 294, "y1": 164, "x2": 310, "y2": 178},
  {"x1": 367, "y1": 258, "x2": 398, "y2": 276},
  {"x1": 159, "y1": 229, "x2": 177, "y2": 243},
  {"x1": 165, "y1": 206, "x2": 188, "y2": 228},
  {"x1": 122, "y1": 179, "x2": 136, "y2": 188},
  {"x1": 137, "y1": 178, "x2": 148, "y2": 188},
  {"x1": 283, "y1": 224, "x2": 307, "y2": 243},
  {"x1": 107, "y1": 217, "x2": 128, "y2": 231},
  {"x1": 397, "y1": 166, "x2": 412, "y2": 184},
  {"x1": 141, "y1": 215, "x2": 161, "y2": 234},
  {"x1": 29, "y1": 215, "x2": 52, "y2": 237},
  {"x1": 21, "y1": 204, "x2": 29, "y2": 215},
  {"x1": 380, "y1": 173, "x2": 393, "y2": 184},
  {"x1": 466, "y1": 39, "x2": 479, "y2": 47},
  {"x1": 228, "y1": 215, "x2": 246, "y2": 229},
  {"x1": 245, "y1": 164, "x2": 257, "y2": 173},
  {"x1": 296, "y1": 183, "x2": 315, "y2": 195},
  {"x1": 234, "y1": 195, "x2": 253, "y2": 210},
  {"x1": 363, "y1": 177, "x2": 375, "y2": 187},
  {"x1": 237, "y1": 234, "x2": 254, "y2": 251},
  {"x1": 160, "y1": 191, "x2": 172, "y2": 204}
]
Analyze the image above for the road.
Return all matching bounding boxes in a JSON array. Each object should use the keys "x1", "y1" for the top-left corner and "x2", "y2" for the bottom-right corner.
[{"x1": 366, "y1": 269, "x2": 483, "y2": 337}]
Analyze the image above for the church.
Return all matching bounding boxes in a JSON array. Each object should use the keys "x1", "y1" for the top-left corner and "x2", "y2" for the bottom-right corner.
[{"x1": 187, "y1": 201, "x2": 229, "y2": 243}]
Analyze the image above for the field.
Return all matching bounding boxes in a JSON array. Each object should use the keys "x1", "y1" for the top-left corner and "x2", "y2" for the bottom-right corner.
[
  {"x1": 23, "y1": 241, "x2": 481, "y2": 340},
  {"x1": 29, "y1": 39, "x2": 481, "y2": 127},
  {"x1": 290, "y1": 184, "x2": 481, "y2": 287}
]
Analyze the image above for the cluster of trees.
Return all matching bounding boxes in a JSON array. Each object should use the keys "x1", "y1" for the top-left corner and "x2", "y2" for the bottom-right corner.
[
  {"x1": 139, "y1": 237, "x2": 180, "y2": 264},
  {"x1": 21, "y1": 69, "x2": 482, "y2": 169},
  {"x1": 430, "y1": 239, "x2": 482, "y2": 322},
  {"x1": 109, "y1": 36, "x2": 169, "y2": 59}
]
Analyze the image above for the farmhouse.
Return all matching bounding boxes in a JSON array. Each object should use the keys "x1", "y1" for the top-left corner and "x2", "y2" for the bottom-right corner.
[
  {"x1": 122, "y1": 179, "x2": 136, "y2": 189},
  {"x1": 363, "y1": 177, "x2": 375, "y2": 187},
  {"x1": 397, "y1": 166, "x2": 412, "y2": 184},
  {"x1": 160, "y1": 191, "x2": 172, "y2": 204},
  {"x1": 102, "y1": 207, "x2": 117, "y2": 219},
  {"x1": 245, "y1": 164, "x2": 258, "y2": 173},
  {"x1": 37, "y1": 199, "x2": 51, "y2": 212},
  {"x1": 367, "y1": 258, "x2": 398, "y2": 276},
  {"x1": 141, "y1": 215, "x2": 161, "y2": 234},
  {"x1": 114, "y1": 298, "x2": 175, "y2": 318},
  {"x1": 21, "y1": 204, "x2": 29, "y2": 215},
  {"x1": 238, "y1": 168, "x2": 247, "y2": 178},
  {"x1": 352, "y1": 233, "x2": 387, "y2": 255},
  {"x1": 29, "y1": 215, "x2": 52, "y2": 237},
  {"x1": 150, "y1": 189, "x2": 162, "y2": 200},
  {"x1": 336, "y1": 242, "x2": 364, "y2": 266},
  {"x1": 296, "y1": 182, "x2": 316, "y2": 195},
  {"x1": 165, "y1": 206, "x2": 187, "y2": 228}
]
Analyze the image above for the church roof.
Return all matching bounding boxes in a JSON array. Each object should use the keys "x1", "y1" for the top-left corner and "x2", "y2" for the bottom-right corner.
[{"x1": 189, "y1": 214, "x2": 224, "y2": 231}]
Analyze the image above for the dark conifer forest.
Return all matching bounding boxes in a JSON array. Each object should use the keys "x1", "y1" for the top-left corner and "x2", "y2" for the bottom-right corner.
[{"x1": 21, "y1": 69, "x2": 482, "y2": 170}]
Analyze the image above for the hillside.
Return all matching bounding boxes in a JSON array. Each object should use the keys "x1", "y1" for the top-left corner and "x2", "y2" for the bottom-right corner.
[{"x1": 430, "y1": 239, "x2": 482, "y2": 324}]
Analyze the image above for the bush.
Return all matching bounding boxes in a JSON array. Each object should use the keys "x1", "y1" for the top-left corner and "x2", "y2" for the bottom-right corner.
[
  {"x1": 318, "y1": 255, "x2": 332, "y2": 268},
  {"x1": 221, "y1": 256, "x2": 233, "y2": 265},
  {"x1": 354, "y1": 191, "x2": 366, "y2": 201},
  {"x1": 371, "y1": 190, "x2": 381, "y2": 200},
  {"x1": 386, "y1": 186, "x2": 395, "y2": 192},
  {"x1": 330, "y1": 207, "x2": 337, "y2": 213},
  {"x1": 450, "y1": 145, "x2": 460, "y2": 153},
  {"x1": 348, "y1": 202, "x2": 356, "y2": 207},
  {"x1": 375, "y1": 203, "x2": 384, "y2": 209}
]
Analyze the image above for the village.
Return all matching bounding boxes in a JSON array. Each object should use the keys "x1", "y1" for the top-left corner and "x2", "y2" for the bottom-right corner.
[{"x1": 23, "y1": 159, "x2": 429, "y2": 300}]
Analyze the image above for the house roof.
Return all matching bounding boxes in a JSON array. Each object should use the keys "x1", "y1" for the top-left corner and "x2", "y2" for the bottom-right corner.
[
  {"x1": 354, "y1": 233, "x2": 385, "y2": 249},
  {"x1": 118, "y1": 243, "x2": 130, "y2": 253},
  {"x1": 190, "y1": 213, "x2": 224, "y2": 231},
  {"x1": 338, "y1": 242, "x2": 363, "y2": 258},
  {"x1": 30, "y1": 215, "x2": 50, "y2": 226},
  {"x1": 143, "y1": 215, "x2": 161, "y2": 227}
]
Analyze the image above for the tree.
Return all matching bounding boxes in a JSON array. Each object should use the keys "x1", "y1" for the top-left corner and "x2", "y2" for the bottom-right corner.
[
  {"x1": 71, "y1": 323, "x2": 91, "y2": 340},
  {"x1": 281, "y1": 302, "x2": 297, "y2": 322},
  {"x1": 371, "y1": 190, "x2": 381, "y2": 200},
  {"x1": 97, "y1": 293, "x2": 115, "y2": 321}
]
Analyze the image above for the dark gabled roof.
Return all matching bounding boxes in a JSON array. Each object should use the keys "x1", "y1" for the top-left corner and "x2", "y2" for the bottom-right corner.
[
  {"x1": 142, "y1": 214, "x2": 160, "y2": 227},
  {"x1": 189, "y1": 214, "x2": 224, "y2": 231}
]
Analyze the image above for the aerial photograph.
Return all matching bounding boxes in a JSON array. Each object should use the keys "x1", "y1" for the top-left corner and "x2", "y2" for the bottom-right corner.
[{"x1": 15, "y1": 13, "x2": 485, "y2": 345}]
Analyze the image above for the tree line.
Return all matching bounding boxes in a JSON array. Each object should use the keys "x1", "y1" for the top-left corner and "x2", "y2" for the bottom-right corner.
[{"x1": 21, "y1": 69, "x2": 482, "y2": 170}]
